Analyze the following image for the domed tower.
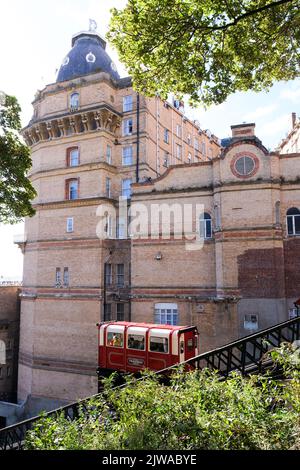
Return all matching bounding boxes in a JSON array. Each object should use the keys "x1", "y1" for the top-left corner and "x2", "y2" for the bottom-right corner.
[{"x1": 18, "y1": 25, "x2": 144, "y2": 415}]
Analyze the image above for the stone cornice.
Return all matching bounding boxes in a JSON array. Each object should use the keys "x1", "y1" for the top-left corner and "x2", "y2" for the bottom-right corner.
[{"x1": 22, "y1": 105, "x2": 122, "y2": 147}]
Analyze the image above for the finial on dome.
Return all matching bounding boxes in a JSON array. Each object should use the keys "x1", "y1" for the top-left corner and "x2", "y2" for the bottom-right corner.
[{"x1": 89, "y1": 19, "x2": 98, "y2": 32}]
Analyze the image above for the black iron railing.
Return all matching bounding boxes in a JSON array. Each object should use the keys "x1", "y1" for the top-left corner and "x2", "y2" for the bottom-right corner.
[{"x1": 1, "y1": 316, "x2": 299, "y2": 450}]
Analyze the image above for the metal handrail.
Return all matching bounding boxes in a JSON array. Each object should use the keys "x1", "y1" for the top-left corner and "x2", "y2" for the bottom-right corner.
[{"x1": 1, "y1": 315, "x2": 299, "y2": 450}]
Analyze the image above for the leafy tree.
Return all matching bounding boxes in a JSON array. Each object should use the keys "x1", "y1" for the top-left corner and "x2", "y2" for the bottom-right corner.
[
  {"x1": 108, "y1": 0, "x2": 300, "y2": 106},
  {"x1": 0, "y1": 92, "x2": 36, "y2": 223}
]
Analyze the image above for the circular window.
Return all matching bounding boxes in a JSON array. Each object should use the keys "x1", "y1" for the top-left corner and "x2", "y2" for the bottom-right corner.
[
  {"x1": 234, "y1": 156, "x2": 255, "y2": 176},
  {"x1": 62, "y1": 56, "x2": 69, "y2": 66},
  {"x1": 111, "y1": 61, "x2": 117, "y2": 72},
  {"x1": 86, "y1": 52, "x2": 96, "y2": 63}
]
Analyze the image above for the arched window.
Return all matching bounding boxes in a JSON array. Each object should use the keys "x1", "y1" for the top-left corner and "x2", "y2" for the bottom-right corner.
[
  {"x1": 286, "y1": 207, "x2": 300, "y2": 235},
  {"x1": 200, "y1": 213, "x2": 212, "y2": 239},
  {"x1": 66, "y1": 179, "x2": 79, "y2": 200},
  {"x1": 70, "y1": 92, "x2": 79, "y2": 110},
  {"x1": 66, "y1": 147, "x2": 79, "y2": 167}
]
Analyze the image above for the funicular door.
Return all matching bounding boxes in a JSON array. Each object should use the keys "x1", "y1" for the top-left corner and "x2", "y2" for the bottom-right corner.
[
  {"x1": 105, "y1": 325, "x2": 126, "y2": 371},
  {"x1": 184, "y1": 329, "x2": 197, "y2": 361}
]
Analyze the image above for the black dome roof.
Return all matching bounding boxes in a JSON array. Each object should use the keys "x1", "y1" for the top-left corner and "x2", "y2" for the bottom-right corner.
[{"x1": 56, "y1": 31, "x2": 120, "y2": 83}]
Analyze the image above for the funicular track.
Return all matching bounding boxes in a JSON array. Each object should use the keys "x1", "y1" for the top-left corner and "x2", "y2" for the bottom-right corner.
[{"x1": 1, "y1": 316, "x2": 299, "y2": 450}]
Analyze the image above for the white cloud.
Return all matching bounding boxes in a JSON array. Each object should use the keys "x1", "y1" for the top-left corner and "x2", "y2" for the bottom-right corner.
[
  {"x1": 243, "y1": 104, "x2": 277, "y2": 121},
  {"x1": 280, "y1": 87, "x2": 300, "y2": 102},
  {"x1": 260, "y1": 113, "x2": 291, "y2": 138}
]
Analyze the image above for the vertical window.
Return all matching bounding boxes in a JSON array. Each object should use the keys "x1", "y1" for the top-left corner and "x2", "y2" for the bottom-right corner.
[
  {"x1": 176, "y1": 124, "x2": 182, "y2": 138},
  {"x1": 275, "y1": 201, "x2": 280, "y2": 225},
  {"x1": 117, "y1": 264, "x2": 125, "y2": 287},
  {"x1": 286, "y1": 208, "x2": 300, "y2": 235},
  {"x1": 244, "y1": 314, "x2": 258, "y2": 330},
  {"x1": 122, "y1": 146, "x2": 133, "y2": 165},
  {"x1": 117, "y1": 303, "x2": 125, "y2": 321},
  {"x1": 104, "y1": 304, "x2": 112, "y2": 321},
  {"x1": 123, "y1": 118, "x2": 133, "y2": 136},
  {"x1": 201, "y1": 141, "x2": 206, "y2": 156},
  {"x1": 105, "y1": 263, "x2": 112, "y2": 285},
  {"x1": 66, "y1": 217, "x2": 74, "y2": 233},
  {"x1": 199, "y1": 213, "x2": 212, "y2": 239},
  {"x1": 194, "y1": 138, "x2": 199, "y2": 151},
  {"x1": 123, "y1": 95, "x2": 133, "y2": 112},
  {"x1": 163, "y1": 152, "x2": 169, "y2": 167},
  {"x1": 164, "y1": 128, "x2": 169, "y2": 144},
  {"x1": 117, "y1": 217, "x2": 126, "y2": 239},
  {"x1": 55, "y1": 268, "x2": 61, "y2": 287},
  {"x1": 106, "y1": 145, "x2": 112, "y2": 164},
  {"x1": 122, "y1": 178, "x2": 132, "y2": 199},
  {"x1": 70, "y1": 92, "x2": 79, "y2": 110},
  {"x1": 63, "y1": 267, "x2": 69, "y2": 287},
  {"x1": 176, "y1": 144, "x2": 182, "y2": 160},
  {"x1": 105, "y1": 214, "x2": 112, "y2": 238},
  {"x1": 66, "y1": 180, "x2": 78, "y2": 200},
  {"x1": 6, "y1": 366, "x2": 11, "y2": 378},
  {"x1": 70, "y1": 148, "x2": 79, "y2": 166},
  {"x1": 66, "y1": 147, "x2": 79, "y2": 167},
  {"x1": 187, "y1": 133, "x2": 191, "y2": 145},
  {"x1": 106, "y1": 178, "x2": 111, "y2": 198},
  {"x1": 187, "y1": 152, "x2": 192, "y2": 163},
  {"x1": 154, "y1": 303, "x2": 178, "y2": 325}
]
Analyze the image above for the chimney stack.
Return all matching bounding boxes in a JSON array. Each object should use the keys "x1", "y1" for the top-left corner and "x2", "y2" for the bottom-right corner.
[
  {"x1": 292, "y1": 112, "x2": 297, "y2": 128},
  {"x1": 231, "y1": 123, "x2": 255, "y2": 138}
]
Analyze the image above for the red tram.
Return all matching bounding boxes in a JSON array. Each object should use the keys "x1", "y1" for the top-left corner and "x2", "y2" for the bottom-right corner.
[{"x1": 97, "y1": 321, "x2": 199, "y2": 376}]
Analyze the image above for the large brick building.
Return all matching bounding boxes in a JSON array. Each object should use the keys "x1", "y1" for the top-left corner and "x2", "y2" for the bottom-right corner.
[{"x1": 17, "y1": 27, "x2": 300, "y2": 416}]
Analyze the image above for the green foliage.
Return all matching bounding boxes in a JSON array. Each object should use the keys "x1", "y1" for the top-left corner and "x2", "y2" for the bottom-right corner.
[
  {"x1": 108, "y1": 0, "x2": 300, "y2": 106},
  {"x1": 25, "y1": 348, "x2": 300, "y2": 450},
  {"x1": 0, "y1": 93, "x2": 36, "y2": 223}
]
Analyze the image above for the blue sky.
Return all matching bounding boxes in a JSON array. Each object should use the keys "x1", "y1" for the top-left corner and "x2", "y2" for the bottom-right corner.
[{"x1": 0, "y1": 0, "x2": 300, "y2": 279}]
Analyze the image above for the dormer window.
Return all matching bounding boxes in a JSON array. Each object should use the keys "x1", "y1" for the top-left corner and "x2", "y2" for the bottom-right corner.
[{"x1": 70, "y1": 93, "x2": 79, "y2": 111}]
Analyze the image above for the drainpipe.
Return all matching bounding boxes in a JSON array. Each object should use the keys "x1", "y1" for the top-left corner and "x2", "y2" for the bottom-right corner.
[{"x1": 136, "y1": 93, "x2": 140, "y2": 183}]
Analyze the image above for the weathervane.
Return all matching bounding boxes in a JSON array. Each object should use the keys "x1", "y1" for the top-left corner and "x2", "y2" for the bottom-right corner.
[{"x1": 89, "y1": 19, "x2": 97, "y2": 32}]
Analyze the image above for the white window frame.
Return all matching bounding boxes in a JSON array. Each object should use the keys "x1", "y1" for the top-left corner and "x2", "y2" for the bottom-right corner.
[
  {"x1": 244, "y1": 314, "x2": 258, "y2": 330},
  {"x1": 122, "y1": 178, "x2": 132, "y2": 199},
  {"x1": 123, "y1": 118, "x2": 133, "y2": 136},
  {"x1": 63, "y1": 267, "x2": 69, "y2": 287},
  {"x1": 176, "y1": 143, "x2": 182, "y2": 160},
  {"x1": 123, "y1": 95, "x2": 133, "y2": 112},
  {"x1": 69, "y1": 180, "x2": 78, "y2": 200},
  {"x1": 199, "y1": 213, "x2": 212, "y2": 239},
  {"x1": 106, "y1": 177, "x2": 111, "y2": 198},
  {"x1": 70, "y1": 148, "x2": 79, "y2": 167},
  {"x1": 66, "y1": 217, "x2": 74, "y2": 233},
  {"x1": 154, "y1": 303, "x2": 178, "y2": 325},
  {"x1": 176, "y1": 124, "x2": 182, "y2": 138},
  {"x1": 164, "y1": 128, "x2": 170, "y2": 144},
  {"x1": 194, "y1": 138, "x2": 199, "y2": 151},
  {"x1": 106, "y1": 145, "x2": 112, "y2": 164},
  {"x1": 70, "y1": 92, "x2": 79, "y2": 110},
  {"x1": 122, "y1": 146, "x2": 133, "y2": 165}
]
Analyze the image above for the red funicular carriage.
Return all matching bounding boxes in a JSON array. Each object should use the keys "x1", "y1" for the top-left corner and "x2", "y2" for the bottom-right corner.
[{"x1": 97, "y1": 321, "x2": 199, "y2": 376}]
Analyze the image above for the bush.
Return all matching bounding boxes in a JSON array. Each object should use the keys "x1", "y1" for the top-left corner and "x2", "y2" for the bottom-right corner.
[{"x1": 25, "y1": 345, "x2": 300, "y2": 450}]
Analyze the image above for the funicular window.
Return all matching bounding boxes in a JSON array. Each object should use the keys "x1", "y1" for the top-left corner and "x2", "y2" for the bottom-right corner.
[
  {"x1": 150, "y1": 337, "x2": 169, "y2": 353},
  {"x1": 127, "y1": 334, "x2": 145, "y2": 351},
  {"x1": 107, "y1": 332, "x2": 123, "y2": 348},
  {"x1": 187, "y1": 338, "x2": 194, "y2": 351}
]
